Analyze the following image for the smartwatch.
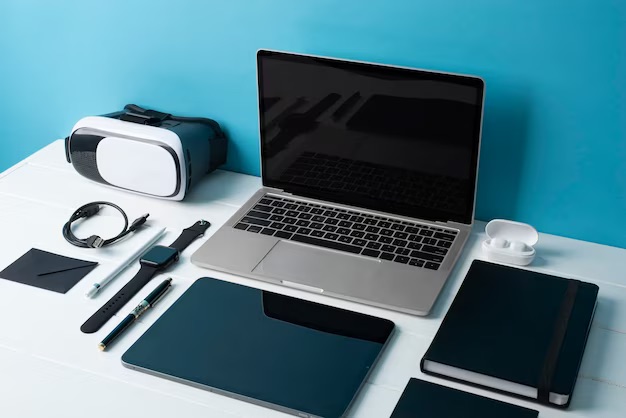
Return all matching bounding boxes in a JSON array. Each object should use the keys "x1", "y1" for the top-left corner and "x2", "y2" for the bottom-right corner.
[{"x1": 81, "y1": 220, "x2": 210, "y2": 334}]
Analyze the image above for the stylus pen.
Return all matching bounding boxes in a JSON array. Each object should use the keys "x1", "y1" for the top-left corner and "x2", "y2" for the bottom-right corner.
[
  {"x1": 98, "y1": 278, "x2": 172, "y2": 351},
  {"x1": 85, "y1": 228, "x2": 166, "y2": 298}
]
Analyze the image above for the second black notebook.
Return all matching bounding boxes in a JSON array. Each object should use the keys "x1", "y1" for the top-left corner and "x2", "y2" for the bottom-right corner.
[{"x1": 421, "y1": 260, "x2": 598, "y2": 408}]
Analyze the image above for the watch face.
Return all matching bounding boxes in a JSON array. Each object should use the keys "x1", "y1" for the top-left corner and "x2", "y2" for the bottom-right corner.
[{"x1": 141, "y1": 246, "x2": 179, "y2": 268}]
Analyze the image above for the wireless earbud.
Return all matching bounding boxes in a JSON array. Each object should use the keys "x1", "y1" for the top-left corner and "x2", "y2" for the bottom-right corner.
[
  {"x1": 509, "y1": 241, "x2": 528, "y2": 252},
  {"x1": 482, "y1": 220, "x2": 538, "y2": 266}
]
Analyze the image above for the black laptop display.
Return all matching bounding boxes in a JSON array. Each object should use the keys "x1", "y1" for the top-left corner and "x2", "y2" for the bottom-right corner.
[{"x1": 258, "y1": 50, "x2": 484, "y2": 224}]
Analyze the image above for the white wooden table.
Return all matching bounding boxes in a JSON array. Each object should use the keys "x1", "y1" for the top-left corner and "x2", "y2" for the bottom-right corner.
[{"x1": 0, "y1": 140, "x2": 625, "y2": 418}]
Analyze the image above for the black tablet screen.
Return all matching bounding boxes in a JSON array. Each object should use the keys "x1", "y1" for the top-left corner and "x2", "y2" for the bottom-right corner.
[{"x1": 122, "y1": 277, "x2": 394, "y2": 418}]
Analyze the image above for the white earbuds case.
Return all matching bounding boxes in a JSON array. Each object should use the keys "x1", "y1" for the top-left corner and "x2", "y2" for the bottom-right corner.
[{"x1": 482, "y1": 219, "x2": 538, "y2": 266}]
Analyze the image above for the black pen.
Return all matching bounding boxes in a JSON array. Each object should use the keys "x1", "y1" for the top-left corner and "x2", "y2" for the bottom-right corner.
[{"x1": 98, "y1": 278, "x2": 172, "y2": 351}]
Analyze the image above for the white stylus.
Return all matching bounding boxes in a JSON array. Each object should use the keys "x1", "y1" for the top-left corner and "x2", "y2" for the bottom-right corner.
[{"x1": 85, "y1": 227, "x2": 166, "y2": 298}]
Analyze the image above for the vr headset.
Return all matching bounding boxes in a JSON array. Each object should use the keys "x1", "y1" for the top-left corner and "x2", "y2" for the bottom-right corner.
[{"x1": 65, "y1": 104, "x2": 227, "y2": 200}]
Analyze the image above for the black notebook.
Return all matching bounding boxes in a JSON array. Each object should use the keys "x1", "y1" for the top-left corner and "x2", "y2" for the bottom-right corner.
[
  {"x1": 391, "y1": 378, "x2": 538, "y2": 418},
  {"x1": 421, "y1": 260, "x2": 598, "y2": 408}
]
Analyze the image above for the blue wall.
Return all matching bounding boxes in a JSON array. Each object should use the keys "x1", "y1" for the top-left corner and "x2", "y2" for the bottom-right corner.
[{"x1": 1, "y1": 1, "x2": 624, "y2": 248}]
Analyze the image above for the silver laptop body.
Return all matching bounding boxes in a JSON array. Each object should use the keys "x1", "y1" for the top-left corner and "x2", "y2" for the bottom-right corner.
[{"x1": 192, "y1": 50, "x2": 485, "y2": 316}]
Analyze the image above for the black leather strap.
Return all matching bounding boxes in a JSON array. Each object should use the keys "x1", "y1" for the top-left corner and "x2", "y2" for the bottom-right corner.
[
  {"x1": 537, "y1": 279, "x2": 580, "y2": 403},
  {"x1": 169, "y1": 220, "x2": 210, "y2": 252},
  {"x1": 80, "y1": 265, "x2": 158, "y2": 334},
  {"x1": 80, "y1": 220, "x2": 210, "y2": 334}
]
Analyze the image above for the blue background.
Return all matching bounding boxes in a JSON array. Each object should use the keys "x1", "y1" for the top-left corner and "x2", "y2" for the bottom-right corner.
[{"x1": 1, "y1": 1, "x2": 624, "y2": 248}]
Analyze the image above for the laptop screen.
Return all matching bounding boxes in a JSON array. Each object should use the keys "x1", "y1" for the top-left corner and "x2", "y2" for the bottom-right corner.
[{"x1": 257, "y1": 50, "x2": 484, "y2": 225}]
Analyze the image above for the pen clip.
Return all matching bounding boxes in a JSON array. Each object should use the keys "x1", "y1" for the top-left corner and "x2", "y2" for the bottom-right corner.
[{"x1": 149, "y1": 281, "x2": 172, "y2": 308}]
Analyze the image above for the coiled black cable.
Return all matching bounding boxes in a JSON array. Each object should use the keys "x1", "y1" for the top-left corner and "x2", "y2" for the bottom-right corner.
[{"x1": 62, "y1": 201, "x2": 149, "y2": 248}]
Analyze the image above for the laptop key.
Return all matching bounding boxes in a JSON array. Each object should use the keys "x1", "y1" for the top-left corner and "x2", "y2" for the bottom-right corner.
[
  {"x1": 271, "y1": 200, "x2": 285, "y2": 207},
  {"x1": 248, "y1": 225, "x2": 262, "y2": 233},
  {"x1": 323, "y1": 210, "x2": 336, "y2": 217},
  {"x1": 409, "y1": 258, "x2": 425, "y2": 267},
  {"x1": 366, "y1": 241, "x2": 382, "y2": 249},
  {"x1": 270, "y1": 222, "x2": 284, "y2": 229},
  {"x1": 394, "y1": 255, "x2": 410, "y2": 264},
  {"x1": 392, "y1": 239, "x2": 408, "y2": 247},
  {"x1": 234, "y1": 223, "x2": 248, "y2": 230},
  {"x1": 378, "y1": 221, "x2": 391, "y2": 228},
  {"x1": 297, "y1": 213, "x2": 313, "y2": 220},
  {"x1": 311, "y1": 230, "x2": 325, "y2": 238},
  {"x1": 283, "y1": 217, "x2": 297, "y2": 225},
  {"x1": 361, "y1": 249, "x2": 381, "y2": 258},
  {"x1": 325, "y1": 233, "x2": 339, "y2": 240},
  {"x1": 261, "y1": 228, "x2": 276, "y2": 236},
  {"x1": 381, "y1": 244, "x2": 395, "y2": 252},
  {"x1": 259, "y1": 198, "x2": 272, "y2": 205},
  {"x1": 434, "y1": 232, "x2": 456, "y2": 241},
  {"x1": 408, "y1": 234, "x2": 422, "y2": 242},
  {"x1": 312, "y1": 215, "x2": 326, "y2": 222},
  {"x1": 284, "y1": 203, "x2": 298, "y2": 210},
  {"x1": 310, "y1": 222, "x2": 324, "y2": 229},
  {"x1": 364, "y1": 218, "x2": 377, "y2": 225},
  {"x1": 391, "y1": 224, "x2": 405, "y2": 231},
  {"x1": 297, "y1": 206, "x2": 311, "y2": 213},
  {"x1": 297, "y1": 227, "x2": 312, "y2": 235},
  {"x1": 405, "y1": 226, "x2": 420, "y2": 234},
  {"x1": 439, "y1": 240, "x2": 452, "y2": 248},
  {"x1": 350, "y1": 230, "x2": 365, "y2": 238},
  {"x1": 323, "y1": 225, "x2": 337, "y2": 232},
  {"x1": 248, "y1": 210, "x2": 271, "y2": 220},
  {"x1": 425, "y1": 262, "x2": 440, "y2": 270},
  {"x1": 337, "y1": 228, "x2": 350, "y2": 235},
  {"x1": 242, "y1": 217, "x2": 271, "y2": 227},
  {"x1": 286, "y1": 210, "x2": 299, "y2": 217},
  {"x1": 254, "y1": 204, "x2": 273, "y2": 212},
  {"x1": 269, "y1": 215, "x2": 284, "y2": 222},
  {"x1": 364, "y1": 233, "x2": 378, "y2": 241},
  {"x1": 284, "y1": 225, "x2": 298, "y2": 233},
  {"x1": 422, "y1": 245, "x2": 448, "y2": 256},
  {"x1": 338, "y1": 220, "x2": 352, "y2": 228},
  {"x1": 409, "y1": 250, "x2": 443, "y2": 263},
  {"x1": 275, "y1": 231, "x2": 292, "y2": 239},
  {"x1": 336, "y1": 213, "x2": 351, "y2": 220},
  {"x1": 338, "y1": 236, "x2": 353, "y2": 244},
  {"x1": 310, "y1": 208, "x2": 324, "y2": 215},
  {"x1": 291, "y1": 234, "x2": 362, "y2": 254},
  {"x1": 352, "y1": 239, "x2": 367, "y2": 247},
  {"x1": 353, "y1": 224, "x2": 367, "y2": 231},
  {"x1": 350, "y1": 215, "x2": 365, "y2": 223},
  {"x1": 407, "y1": 242, "x2": 422, "y2": 250},
  {"x1": 380, "y1": 252, "x2": 394, "y2": 260},
  {"x1": 419, "y1": 229, "x2": 434, "y2": 237},
  {"x1": 393, "y1": 231, "x2": 408, "y2": 239},
  {"x1": 296, "y1": 220, "x2": 310, "y2": 227},
  {"x1": 380, "y1": 229, "x2": 393, "y2": 237},
  {"x1": 423, "y1": 238, "x2": 438, "y2": 245},
  {"x1": 273, "y1": 208, "x2": 286, "y2": 215},
  {"x1": 376, "y1": 236, "x2": 391, "y2": 244},
  {"x1": 365, "y1": 226, "x2": 380, "y2": 234}
]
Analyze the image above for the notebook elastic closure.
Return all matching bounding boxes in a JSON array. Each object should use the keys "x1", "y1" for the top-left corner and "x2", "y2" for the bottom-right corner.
[{"x1": 538, "y1": 279, "x2": 580, "y2": 403}]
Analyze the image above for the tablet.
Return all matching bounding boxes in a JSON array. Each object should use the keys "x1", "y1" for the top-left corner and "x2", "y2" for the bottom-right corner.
[{"x1": 122, "y1": 277, "x2": 394, "y2": 418}]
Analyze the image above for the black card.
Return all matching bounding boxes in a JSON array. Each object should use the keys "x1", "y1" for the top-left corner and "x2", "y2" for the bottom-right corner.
[
  {"x1": 0, "y1": 248, "x2": 98, "y2": 293},
  {"x1": 391, "y1": 378, "x2": 538, "y2": 418}
]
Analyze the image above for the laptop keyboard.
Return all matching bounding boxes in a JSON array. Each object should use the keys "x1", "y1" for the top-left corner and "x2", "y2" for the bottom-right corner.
[{"x1": 233, "y1": 195, "x2": 458, "y2": 271}]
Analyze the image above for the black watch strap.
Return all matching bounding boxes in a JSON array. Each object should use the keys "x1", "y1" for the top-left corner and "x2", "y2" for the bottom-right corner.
[
  {"x1": 80, "y1": 220, "x2": 210, "y2": 334},
  {"x1": 169, "y1": 220, "x2": 211, "y2": 252},
  {"x1": 81, "y1": 265, "x2": 158, "y2": 334}
]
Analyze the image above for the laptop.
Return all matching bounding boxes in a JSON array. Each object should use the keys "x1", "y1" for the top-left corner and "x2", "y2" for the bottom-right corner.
[{"x1": 191, "y1": 50, "x2": 485, "y2": 316}]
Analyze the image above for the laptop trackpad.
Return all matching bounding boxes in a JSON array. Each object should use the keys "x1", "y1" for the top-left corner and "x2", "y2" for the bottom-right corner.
[{"x1": 252, "y1": 240, "x2": 380, "y2": 294}]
